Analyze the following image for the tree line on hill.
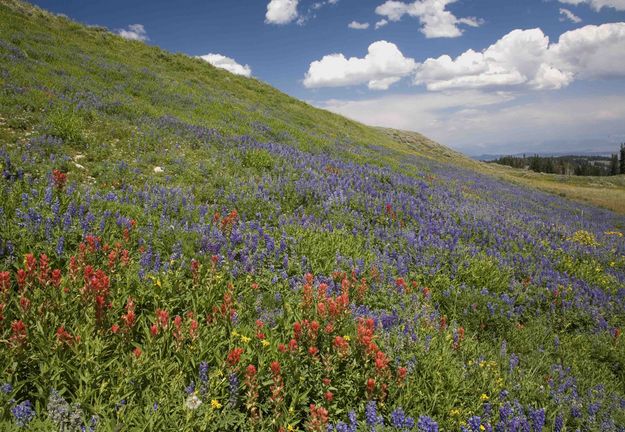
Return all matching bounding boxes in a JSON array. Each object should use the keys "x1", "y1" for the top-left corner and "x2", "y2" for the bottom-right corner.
[{"x1": 489, "y1": 143, "x2": 625, "y2": 177}]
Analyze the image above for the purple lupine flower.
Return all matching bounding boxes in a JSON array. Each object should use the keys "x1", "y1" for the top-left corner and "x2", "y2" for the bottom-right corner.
[
  {"x1": 228, "y1": 373, "x2": 239, "y2": 406},
  {"x1": 11, "y1": 400, "x2": 35, "y2": 427},
  {"x1": 391, "y1": 408, "x2": 415, "y2": 430},
  {"x1": 199, "y1": 362, "x2": 209, "y2": 383},
  {"x1": 365, "y1": 401, "x2": 383, "y2": 429},
  {"x1": 1, "y1": 383, "x2": 13, "y2": 394},
  {"x1": 56, "y1": 236, "x2": 65, "y2": 257},
  {"x1": 554, "y1": 414, "x2": 563, "y2": 432},
  {"x1": 417, "y1": 415, "x2": 438, "y2": 432},
  {"x1": 530, "y1": 409, "x2": 545, "y2": 431},
  {"x1": 499, "y1": 403, "x2": 512, "y2": 422},
  {"x1": 467, "y1": 416, "x2": 481, "y2": 432},
  {"x1": 509, "y1": 354, "x2": 519, "y2": 373},
  {"x1": 185, "y1": 381, "x2": 195, "y2": 395},
  {"x1": 348, "y1": 411, "x2": 358, "y2": 432},
  {"x1": 483, "y1": 402, "x2": 492, "y2": 418}
]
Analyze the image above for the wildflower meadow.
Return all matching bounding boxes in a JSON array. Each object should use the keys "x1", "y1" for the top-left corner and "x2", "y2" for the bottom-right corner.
[{"x1": 0, "y1": 1, "x2": 624, "y2": 431}]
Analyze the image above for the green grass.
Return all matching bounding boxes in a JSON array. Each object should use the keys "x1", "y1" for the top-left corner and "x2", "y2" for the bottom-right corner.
[{"x1": 0, "y1": 1, "x2": 624, "y2": 431}]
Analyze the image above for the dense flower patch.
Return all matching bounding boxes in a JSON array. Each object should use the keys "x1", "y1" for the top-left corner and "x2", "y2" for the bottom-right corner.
[{"x1": 0, "y1": 2, "x2": 624, "y2": 430}]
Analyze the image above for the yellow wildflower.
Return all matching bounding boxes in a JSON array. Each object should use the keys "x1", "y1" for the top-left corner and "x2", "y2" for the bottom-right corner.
[
  {"x1": 241, "y1": 335, "x2": 251, "y2": 344},
  {"x1": 261, "y1": 340, "x2": 270, "y2": 347},
  {"x1": 211, "y1": 399, "x2": 222, "y2": 410},
  {"x1": 287, "y1": 425, "x2": 295, "y2": 431},
  {"x1": 569, "y1": 230, "x2": 599, "y2": 247},
  {"x1": 343, "y1": 335, "x2": 351, "y2": 341},
  {"x1": 480, "y1": 393, "x2": 489, "y2": 402},
  {"x1": 480, "y1": 425, "x2": 486, "y2": 431}
]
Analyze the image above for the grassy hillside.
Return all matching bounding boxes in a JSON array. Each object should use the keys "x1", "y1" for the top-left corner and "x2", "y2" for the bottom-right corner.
[
  {"x1": 382, "y1": 129, "x2": 625, "y2": 214},
  {"x1": 1, "y1": 1, "x2": 624, "y2": 431}
]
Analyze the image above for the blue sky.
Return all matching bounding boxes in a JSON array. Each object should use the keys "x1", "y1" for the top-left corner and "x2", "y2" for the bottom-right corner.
[{"x1": 30, "y1": 0, "x2": 625, "y2": 155}]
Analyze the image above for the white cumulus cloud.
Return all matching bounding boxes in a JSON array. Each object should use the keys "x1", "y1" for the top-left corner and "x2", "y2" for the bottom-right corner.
[
  {"x1": 317, "y1": 91, "x2": 625, "y2": 154},
  {"x1": 559, "y1": 0, "x2": 625, "y2": 11},
  {"x1": 348, "y1": 21, "x2": 370, "y2": 29},
  {"x1": 559, "y1": 8, "x2": 582, "y2": 23},
  {"x1": 116, "y1": 24, "x2": 148, "y2": 41},
  {"x1": 303, "y1": 40, "x2": 416, "y2": 90},
  {"x1": 551, "y1": 22, "x2": 625, "y2": 79},
  {"x1": 375, "y1": 19, "x2": 389, "y2": 29},
  {"x1": 266, "y1": 0, "x2": 299, "y2": 24},
  {"x1": 375, "y1": 0, "x2": 482, "y2": 38},
  {"x1": 197, "y1": 54, "x2": 252, "y2": 77},
  {"x1": 413, "y1": 23, "x2": 625, "y2": 91}
]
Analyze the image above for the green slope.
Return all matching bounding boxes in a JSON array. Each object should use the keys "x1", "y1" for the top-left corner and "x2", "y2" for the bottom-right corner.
[
  {"x1": 4, "y1": 0, "x2": 623, "y2": 214},
  {"x1": 0, "y1": 0, "x2": 439, "y2": 186},
  {"x1": 382, "y1": 129, "x2": 625, "y2": 214},
  {"x1": 1, "y1": 2, "x2": 625, "y2": 431}
]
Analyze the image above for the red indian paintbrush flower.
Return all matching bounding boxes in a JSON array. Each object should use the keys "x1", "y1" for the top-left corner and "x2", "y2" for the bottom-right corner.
[
  {"x1": 398, "y1": 367, "x2": 408, "y2": 382},
  {"x1": 269, "y1": 361, "x2": 284, "y2": 405},
  {"x1": 52, "y1": 169, "x2": 67, "y2": 190},
  {"x1": 10, "y1": 320, "x2": 27, "y2": 347},
  {"x1": 227, "y1": 347, "x2": 244, "y2": 367},
  {"x1": 51, "y1": 269, "x2": 62, "y2": 287},
  {"x1": 307, "y1": 404, "x2": 329, "y2": 432},
  {"x1": 293, "y1": 321, "x2": 302, "y2": 340},
  {"x1": 173, "y1": 315, "x2": 183, "y2": 341},
  {"x1": 56, "y1": 326, "x2": 79, "y2": 346},
  {"x1": 156, "y1": 309, "x2": 169, "y2": 328},
  {"x1": 16, "y1": 269, "x2": 26, "y2": 291},
  {"x1": 38, "y1": 254, "x2": 50, "y2": 285},
  {"x1": 189, "y1": 319, "x2": 199, "y2": 340},
  {"x1": 366, "y1": 378, "x2": 376, "y2": 395},
  {"x1": 0, "y1": 271, "x2": 10, "y2": 294},
  {"x1": 121, "y1": 297, "x2": 136, "y2": 329}
]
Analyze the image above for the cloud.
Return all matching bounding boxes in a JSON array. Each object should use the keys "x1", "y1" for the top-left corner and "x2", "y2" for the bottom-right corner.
[
  {"x1": 558, "y1": 0, "x2": 625, "y2": 11},
  {"x1": 266, "y1": 0, "x2": 299, "y2": 25},
  {"x1": 116, "y1": 24, "x2": 148, "y2": 41},
  {"x1": 313, "y1": 0, "x2": 339, "y2": 9},
  {"x1": 348, "y1": 21, "x2": 370, "y2": 29},
  {"x1": 317, "y1": 91, "x2": 625, "y2": 154},
  {"x1": 551, "y1": 23, "x2": 625, "y2": 79},
  {"x1": 318, "y1": 90, "x2": 512, "y2": 131},
  {"x1": 375, "y1": 0, "x2": 483, "y2": 38},
  {"x1": 268, "y1": 0, "x2": 338, "y2": 25},
  {"x1": 303, "y1": 41, "x2": 416, "y2": 90},
  {"x1": 413, "y1": 23, "x2": 625, "y2": 91},
  {"x1": 197, "y1": 54, "x2": 252, "y2": 77},
  {"x1": 375, "y1": 19, "x2": 389, "y2": 29},
  {"x1": 559, "y1": 8, "x2": 582, "y2": 23}
]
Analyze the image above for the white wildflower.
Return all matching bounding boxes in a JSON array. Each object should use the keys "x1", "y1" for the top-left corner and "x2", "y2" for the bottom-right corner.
[{"x1": 185, "y1": 394, "x2": 202, "y2": 410}]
